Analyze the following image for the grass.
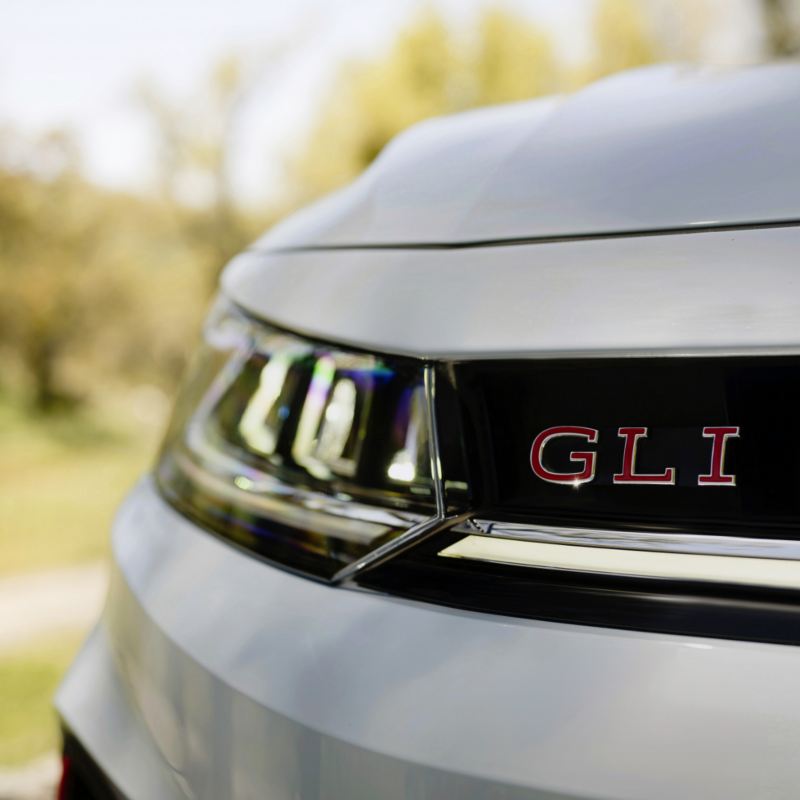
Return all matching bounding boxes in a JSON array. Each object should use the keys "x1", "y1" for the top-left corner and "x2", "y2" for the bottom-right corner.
[
  {"x1": 0, "y1": 398, "x2": 162, "y2": 576},
  {"x1": 0, "y1": 397, "x2": 165, "y2": 767},
  {"x1": 0, "y1": 634, "x2": 83, "y2": 766}
]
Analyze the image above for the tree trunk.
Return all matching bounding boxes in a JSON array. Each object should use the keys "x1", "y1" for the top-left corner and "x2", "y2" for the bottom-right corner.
[{"x1": 29, "y1": 336, "x2": 62, "y2": 413}]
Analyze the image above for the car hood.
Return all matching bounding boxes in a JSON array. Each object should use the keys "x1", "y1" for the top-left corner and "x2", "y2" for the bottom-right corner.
[{"x1": 253, "y1": 63, "x2": 800, "y2": 251}]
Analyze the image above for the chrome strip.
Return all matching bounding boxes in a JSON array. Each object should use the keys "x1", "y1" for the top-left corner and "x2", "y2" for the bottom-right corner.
[
  {"x1": 463, "y1": 519, "x2": 800, "y2": 562},
  {"x1": 333, "y1": 364, "x2": 451, "y2": 583},
  {"x1": 332, "y1": 512, "x2": 469, "y2": 583},
  {"x1": 423, "y1": 364, "x2": 447, "y2": 520}
]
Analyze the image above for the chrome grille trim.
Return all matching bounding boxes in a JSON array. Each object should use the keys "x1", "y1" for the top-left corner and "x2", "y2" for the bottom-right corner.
[
  {"x1": 461, "y1": 520, "x2": 800, "y2": 562},
  {"x1": 332, "y1": 364, "x2": 451, "y2": 583}
]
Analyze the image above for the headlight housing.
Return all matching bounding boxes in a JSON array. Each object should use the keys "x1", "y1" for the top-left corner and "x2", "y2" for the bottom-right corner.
[{"x1": 156, "y1": 298, "x2": 438, "y2": 578}]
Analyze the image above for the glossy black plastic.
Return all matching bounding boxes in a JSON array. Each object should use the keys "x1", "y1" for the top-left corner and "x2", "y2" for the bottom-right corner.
[
  {"x1": 359, "y1": 530, "x2": 800, "y2": 646},
  {"x1": 450, "y1": 356, "x2": 800, "y2": 537},
  {"x1": 60, "y1": 729, "x2": 125, "y2": 799}
]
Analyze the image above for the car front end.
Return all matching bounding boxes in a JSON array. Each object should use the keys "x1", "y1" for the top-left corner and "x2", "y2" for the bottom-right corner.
[{"x1": 57, "y1": 64, "x2": 800, "y2": 799}]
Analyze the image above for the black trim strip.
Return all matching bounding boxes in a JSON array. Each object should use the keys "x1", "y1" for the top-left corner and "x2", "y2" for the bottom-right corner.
[
  {"x1": 256, "y1": 216, "x2": 800, "y2": 254},
  {"x1": 358, "y1": 531, "x2": 800, "y2": 646}
]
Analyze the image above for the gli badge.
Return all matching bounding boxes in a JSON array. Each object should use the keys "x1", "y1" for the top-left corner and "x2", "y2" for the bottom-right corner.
[{"x1": 530, "y1": 426, "x2": 740, "y2": 487}]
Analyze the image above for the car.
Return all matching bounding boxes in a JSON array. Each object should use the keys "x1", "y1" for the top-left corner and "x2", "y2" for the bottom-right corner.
[{"x1": 56, "y1": 63, "x2": 800, "y2": 799}]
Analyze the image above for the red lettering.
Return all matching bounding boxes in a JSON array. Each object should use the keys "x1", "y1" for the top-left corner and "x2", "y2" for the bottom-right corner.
[
  {"x1": 613, "y1": 427, "x2": 676, "y2": 485},
  {"x1": 698, "y1": 426, "x2": 739, "y2": 486},
  {"x1": 530, "y1": 426, "x2": 598, "y2": 485}
]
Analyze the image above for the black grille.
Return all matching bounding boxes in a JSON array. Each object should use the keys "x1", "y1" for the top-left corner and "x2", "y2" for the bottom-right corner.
[{"x1": 445, "y1": 356, "x2": 800, "y2": 537}]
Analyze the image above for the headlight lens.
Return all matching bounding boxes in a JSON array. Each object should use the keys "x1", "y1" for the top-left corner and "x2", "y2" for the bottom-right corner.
[{"x1": 156, "y1": 298, "x2": 436, "y2": 578}]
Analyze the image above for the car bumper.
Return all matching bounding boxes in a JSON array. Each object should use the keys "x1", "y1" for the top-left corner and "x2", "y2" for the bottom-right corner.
[{"x1": 57, "y1": 478, "x2": 800, "y2": 799}]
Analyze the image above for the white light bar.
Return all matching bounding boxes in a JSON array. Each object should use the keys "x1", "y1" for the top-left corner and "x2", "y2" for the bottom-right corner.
[{"x1": 439, "y1": 535, "x2": 800, "y2": 590}]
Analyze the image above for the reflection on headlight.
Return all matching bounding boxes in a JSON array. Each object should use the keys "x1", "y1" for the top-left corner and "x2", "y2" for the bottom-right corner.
[{"x1": 156, "y1": 297, "x2": 438, "y2": 578}]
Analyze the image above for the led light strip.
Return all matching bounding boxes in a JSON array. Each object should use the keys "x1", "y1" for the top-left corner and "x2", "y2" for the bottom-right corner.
[{"x1": 439, "y1": 535, "x2": 800, "y2": 590}]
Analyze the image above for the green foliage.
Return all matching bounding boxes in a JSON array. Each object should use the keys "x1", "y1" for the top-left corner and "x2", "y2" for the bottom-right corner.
[
  {"x1": 760, "y1": 0, "x2": 800, "y2": 56},
  {"x1": 137, "y1": 55, "x2": 264, "y2": 285},
  {"x1": 0, "y1": 135, "x2": 211, "y2": 411},
  {"x1": 289, "y1": 8, "x2": 559, "y2": 201},
  {"x1": 472, "y1": 9, "x2": 559, "y2": 106},
  {"x1": 0, "y1": 635, "x2": 81, "y2": 765},
  {"x1": 586, "y1": 0, "x2": 659, "y2": 81},
  {"x1": 0, "y1": 57, "x2": 269, "y2": 414}
]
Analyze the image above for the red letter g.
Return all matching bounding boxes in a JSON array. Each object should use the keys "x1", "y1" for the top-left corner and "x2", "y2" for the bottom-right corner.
[{"x1": 530, "y1": 426, "x2": 599, "y2": 485}]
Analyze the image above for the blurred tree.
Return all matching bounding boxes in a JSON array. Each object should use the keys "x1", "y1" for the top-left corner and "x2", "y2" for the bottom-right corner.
[
  {"x1": 583, "y1": 0, "x2": 659, "y2": 82},
  {"x1": 289, "y1": 8, "x2": 560, "y2": 202},
  {"x1": 289, "y1": 11, "x2": 459, "y2": 200},
  {"x1": 0, "y1": 52, "x2": 293, "y2": 415},
  {"x1": 139, "y1": 55, "x2": 270, "y2": 284},
  {"x1": 0, "y1": 133, "x2": 105, "y2": 411},
  {"x1": 645, "y1": 0, "x2": 712, "y2": 62},
  {"x1": 0, "y1": 132, "x2": 206, "y2": 412},
  {"x1": 760, "y1": 0, "x2": 800, "y2": 56},
  {"x1": 472, "y1": 8, "x2": 559, "y2": 105}
]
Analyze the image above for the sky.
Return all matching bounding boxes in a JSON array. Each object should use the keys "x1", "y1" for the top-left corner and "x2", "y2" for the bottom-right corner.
[
  {"x1": 0, "y1": 0, "x2": 761, "y2": 205},
  {"x1": 0, "y1": 0, "x2": 593, "y2": 203}
]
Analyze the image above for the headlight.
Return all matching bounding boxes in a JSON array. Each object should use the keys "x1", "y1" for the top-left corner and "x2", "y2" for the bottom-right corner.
[{"x1": 156, "y1": 298, "x2": 438, "y2": 579}]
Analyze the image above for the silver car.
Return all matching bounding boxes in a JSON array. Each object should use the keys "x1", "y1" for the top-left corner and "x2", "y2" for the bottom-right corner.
[{"x1": 57, "y1": 64, "x2": 800, "y2": 799}]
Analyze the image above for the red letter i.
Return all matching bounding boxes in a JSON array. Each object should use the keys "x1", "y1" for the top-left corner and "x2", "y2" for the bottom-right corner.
[{"x1": 698, "y1": 426, "x2": 739, "y2": 486}]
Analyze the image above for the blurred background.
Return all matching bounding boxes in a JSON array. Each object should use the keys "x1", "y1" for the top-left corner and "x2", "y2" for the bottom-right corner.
[{"x1": 0, "y1": 0, "x2": 797, "y2": 794}]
